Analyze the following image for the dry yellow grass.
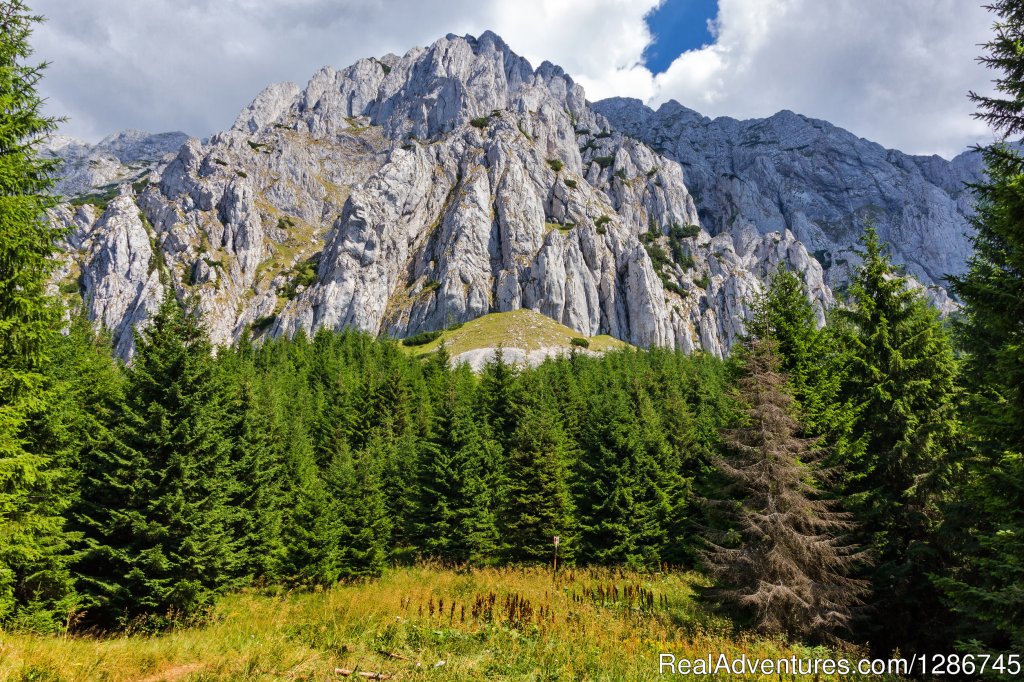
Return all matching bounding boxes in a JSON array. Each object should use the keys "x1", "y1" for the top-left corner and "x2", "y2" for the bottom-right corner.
[{"x1": 0, "y1": 566, "x2": 898, "y2": 681}]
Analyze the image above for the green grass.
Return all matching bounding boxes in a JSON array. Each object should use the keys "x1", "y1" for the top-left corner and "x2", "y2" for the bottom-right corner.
[
  {"x1": 68, "y1": 184, "x2": 119, "y2": 211},
  {"x1": 544, "y1": 222, "x2": 574, "y2": 236},
  {"x1": 0, "y1": 566, "x2": 888, "y2": 681},
  {"x1": 403, "y1": 310, "x2": 631, "y2": 358}
]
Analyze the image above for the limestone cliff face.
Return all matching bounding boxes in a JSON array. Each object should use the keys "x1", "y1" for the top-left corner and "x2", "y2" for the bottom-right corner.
[
  {"x1": 593, "y1": 97, "x2": 981, "y2": 300},
  {"x1": 43, "y1": 129, "x2": 189, "y2": 198},
  {"x1": 51, "y1": 32, "x2": 832, "y2": 358}
]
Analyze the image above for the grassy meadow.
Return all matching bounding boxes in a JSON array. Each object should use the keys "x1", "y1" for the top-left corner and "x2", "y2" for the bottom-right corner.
[
  {"x1": 0, "y1": 566, "x2": 896, "y2": 681},
  {"x1": 403, "y1": 310, "x2": 632, "y2": 357}
]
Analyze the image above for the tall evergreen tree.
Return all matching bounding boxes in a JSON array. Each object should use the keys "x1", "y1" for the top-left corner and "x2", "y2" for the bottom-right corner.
[
  {"x1": 416, "y1": 367, "x2": 499, "y2": 563},
  {"x1": 704, "y1": 339, "x2": 866, "y2": 643},
  {"x1": 837, "y1": 227, "x2": 961, "y2": 653},
  {"x1": 322, "y1": 434, "x2": 392, "y2": 579},
  {"x1": 940, "y1": 0, "x2": 1024, "y2": 656},
  {"x1": 499, "y1": 374, "x2": 575, "y2": 563},
  {"x1": 748, "y1": 265, "x2": 855, "y2": 448},
  {"x1": 224, "y1": 358, "x2": 287, "y2": 584},
  {"x1": 574, "y1": 379, "x2": 669, "y2": 567},
  {"x1": 72, "y1": 294, "x2": 235, "y2": 628},
  {"x1": 0, "y1": 0, "x2": 76, "y2": 631},
  {"x1": 478, "y1": 348, "x2": 519, "y2": 452}
]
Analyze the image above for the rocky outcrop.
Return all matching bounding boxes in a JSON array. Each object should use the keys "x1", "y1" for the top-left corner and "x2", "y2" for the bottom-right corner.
[
  {"x1": 43, "y1": 129, "x2": 189, "y2": 199},
  {"x1": 52, "y1": 32, "x2": 832, "y2": 358},
  {"x1": 593, "y1": 97, "x2": 982, "y2": 293}
]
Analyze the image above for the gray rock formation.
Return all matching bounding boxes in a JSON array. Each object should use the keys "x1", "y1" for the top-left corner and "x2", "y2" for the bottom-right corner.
[
  {"x1": 51, "y1": 32, "x2": 832, "y2": 358},
  {"x1": 43, "y1": 129, "x2": 190, "y2": 199},
  {"x1": 593, "y1": 98, "x2": 982, "y2": 294}
]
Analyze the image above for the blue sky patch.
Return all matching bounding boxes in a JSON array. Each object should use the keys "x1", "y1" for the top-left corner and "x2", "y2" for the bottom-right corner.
[{"x1": 643, "y1": 0, "x2": 719, "y2": 74}]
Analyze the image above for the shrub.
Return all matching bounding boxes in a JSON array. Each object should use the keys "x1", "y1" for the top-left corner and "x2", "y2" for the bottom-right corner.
[
  {"x1": 665, "y1": 282, "x2": 687, "y2": 297},
  {"x1": 593, "y1": 156, "x2": 615, "y2": 169},
  {"x1": 695, "y1": 274, "x2": 711, "y2": 289},
  {"x1": 564, "y1": 179, "x2": 577, "y2": 189},
  {"x1": 595, "y1": 130, "x2": 612, "y2": 139},
  {"x1": 470, "y1": 117, "x2": 489, "y2": 129},
  {"x1": 670, "y1": 223, "x2": 701, "y2": 239},
  {"x1": 569, "y1": 337, "x2": 589, "y2": 349},
  {"x1": 236, "y1": 170, "x2": 248, "y2": 178},
  {"x1": 644, "y1": 241, "x2": 669, "y2": 271},
  {"x1": 59, "y1": 280, "x2": 81, "y2": 295},
  {"x1": 547, "y1": 158, "x2": 564, "y2": 172},
  {"x1": 401, "y1": 330, "x2": 443, "y2": 347},
  {"x1": 251, "y1": 315, "x2": 277, "y2": 331},
  {"x1": 594, "y1": 215, "x2": 611, "y2": 234},
  {"x1": 614, "y1": 169, "x2": 627, "y2": 181},
  {"x1": 69, "y1": 184, "x2": 119, "y2": 211},
  {"x1": 282, "y1": 259, "x2": 319, "y2": 300}
]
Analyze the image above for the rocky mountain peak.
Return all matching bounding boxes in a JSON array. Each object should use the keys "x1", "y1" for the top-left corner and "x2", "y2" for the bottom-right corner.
[
  {"x1": 43, "y1": 129, "x2": 189, "y2": 198},
  {"x1": 594, "y1": 97, "x2": 981, "y2": 299},
  {"x1": 52, "y1": 33, "x2": 838, "y2": 359},
  {"x1": 232, "y1": 31, "x2": 595, "y2": 146}
]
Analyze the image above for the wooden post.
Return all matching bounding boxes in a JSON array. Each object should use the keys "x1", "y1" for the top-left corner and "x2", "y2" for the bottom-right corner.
[{"x1": 553, "y1": 535, "x2": 560, "y2": 583}]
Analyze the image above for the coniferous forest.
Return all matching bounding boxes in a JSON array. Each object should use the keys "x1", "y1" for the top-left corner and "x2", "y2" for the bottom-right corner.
[{"x1": 2, "y1": 0, "x2": 1024, "y2": 676}]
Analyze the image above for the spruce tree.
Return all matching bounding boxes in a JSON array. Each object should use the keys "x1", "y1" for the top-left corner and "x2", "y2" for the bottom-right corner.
[
  {"x1": 478, "y1": 348, "x2": 519, "y2": 452},
  {"x1": 417, "y1": 368, "x2": 499, "y2": 563},
  {"x1": 277, "y1": 417, "x2": 334, "y2": 586},
  {"x1": 322, "y1": 434, "x2": 392, "y2": 579},
  {"x1": 72, "y1": 294, "x2": 235, "y2": 628},
  {"x1": 575, "y1": 380, "x2": 669, "y2": 566},
  {"x1": 704, "y1": 339, "x2": 866, "y2": 642},
  {"x1": 225, "y1": 360, "x2": 287, "y2": 584},
  {"x1": 939, "y1": 0, "x2": 1024, "y2": 656},
  {"x1": 499, "y1": 374, "x2": 575, "y2": 563},
  {"x1": 837, "y1": 227, "x2": 961, "y2": 653},
  {"x1": 748, "y1": 265, "x2": 855, "y2": 448},
  {"x1": 0, "y1": 0, "x2": 76, "y2": 631}
]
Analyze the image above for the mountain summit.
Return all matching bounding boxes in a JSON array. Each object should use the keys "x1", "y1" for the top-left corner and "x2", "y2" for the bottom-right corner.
[
  {"x1": 52, "y1": 33, "x2": 887, "y2": 358},
  {"x1": 594, "y1": 97, "x2": 981, "y2": 292}
]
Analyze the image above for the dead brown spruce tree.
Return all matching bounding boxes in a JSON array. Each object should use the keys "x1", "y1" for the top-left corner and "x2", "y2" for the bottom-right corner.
[{"x1": 704, "y1": 339, "x2": 867, "y2": 642}]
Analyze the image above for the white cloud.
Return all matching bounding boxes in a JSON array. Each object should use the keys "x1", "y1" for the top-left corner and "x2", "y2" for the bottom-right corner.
[
  {"x1": 31, "y1": 0, "x2": 660, "y2": 141},
  {"x1": 649, "y1": 0, "x2": 996, "y2": 157},
  {"x1": 31, "y1": 0, "x2": 996, "y2": 157}
]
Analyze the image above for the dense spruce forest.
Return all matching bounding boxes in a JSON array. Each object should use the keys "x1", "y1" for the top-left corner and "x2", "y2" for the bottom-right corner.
[{"x1": 1, "y1": 0, "x2": 1023, "y2": 669}]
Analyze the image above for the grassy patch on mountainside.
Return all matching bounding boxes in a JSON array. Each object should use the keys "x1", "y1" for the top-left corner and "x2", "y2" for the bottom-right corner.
[
  {"x1": 0, "y1": 566, "x2": 886, "y2": 681},
  {"x1": 404, "y1": 309, "x2": 632, "y2": 358}
]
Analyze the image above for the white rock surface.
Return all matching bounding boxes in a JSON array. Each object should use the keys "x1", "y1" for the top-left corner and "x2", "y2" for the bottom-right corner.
[
  {"x1": 43, "y1": 129, "x2": 189, "y2": 198},
  {"x1": 593, "y1": 97, "x2": 983, "y2": 292},
  {"x1": 52, "y1": 33, "x2": 834, "y2": 358}
]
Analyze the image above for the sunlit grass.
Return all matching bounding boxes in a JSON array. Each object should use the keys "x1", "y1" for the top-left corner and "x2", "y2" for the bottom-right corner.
[
  {"x1": 407, "y1": 309, "x2": 632, "y2": 358},
  {"x1": 0, "y1": 566, "x2": 896, "y2": 681}
]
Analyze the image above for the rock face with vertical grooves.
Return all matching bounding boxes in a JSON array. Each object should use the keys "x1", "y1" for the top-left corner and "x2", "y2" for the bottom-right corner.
[
  {"x1": 50, "y1": 32, "x2": 837, "y2": 358},
  {"x1": 593, "y1": 97, "x2": 982, "y2": 298}
]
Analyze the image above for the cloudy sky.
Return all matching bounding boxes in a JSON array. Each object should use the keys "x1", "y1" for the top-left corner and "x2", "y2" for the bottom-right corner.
[{"x1": 32, "y1": 0, "x2": 997, "y2": 158}]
